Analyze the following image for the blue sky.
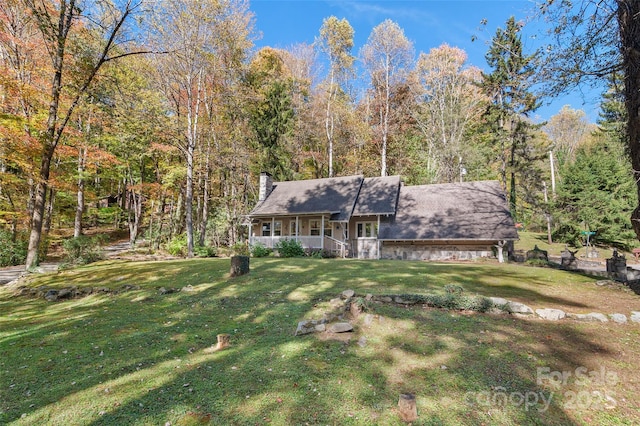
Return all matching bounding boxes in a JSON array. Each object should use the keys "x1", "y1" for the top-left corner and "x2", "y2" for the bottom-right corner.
[{"x1": 249, "y1": 0, "x2": 603, "y2": 123}]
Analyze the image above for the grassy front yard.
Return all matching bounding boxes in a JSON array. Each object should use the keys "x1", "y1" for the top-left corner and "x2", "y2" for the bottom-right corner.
[{"x1": 1, "y1": 258, "x2": 639, "y2": 425}]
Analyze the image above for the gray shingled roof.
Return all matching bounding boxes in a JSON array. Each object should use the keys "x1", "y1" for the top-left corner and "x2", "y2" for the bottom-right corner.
[
  {"x1": 352, "y1": 176, "x2": 401, "y2": 216},
  {"x1": 378, "y1": 180, "x2": 518, "y2": 241},
  {"x1": 249, "y1": 175, "x2": 363, "y2": 221}
]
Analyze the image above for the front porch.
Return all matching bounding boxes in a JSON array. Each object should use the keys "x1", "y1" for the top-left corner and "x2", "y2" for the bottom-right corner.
[{"x1": 249, "y1": 235, "x2": 349, "y2": 257}]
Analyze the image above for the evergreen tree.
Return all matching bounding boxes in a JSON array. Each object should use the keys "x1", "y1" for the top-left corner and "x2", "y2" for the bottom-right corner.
[
  {"x1": 481, "y1": 17, "x2": 540, "y2": 220},
  {"x1": 552, "y1": 138, "x2": 636, "y2": 249}
]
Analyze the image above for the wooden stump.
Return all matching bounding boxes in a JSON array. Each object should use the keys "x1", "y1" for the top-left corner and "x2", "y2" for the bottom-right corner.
[
  {"x1": 398, "y1": 393, "x2": 418, "y2": 422},
  {"x1": 230, "y1": 255, "x2": 250, "y2": 277},
  {"x1": 216, "y1": 333, "x2": 230, "y2": 351}
]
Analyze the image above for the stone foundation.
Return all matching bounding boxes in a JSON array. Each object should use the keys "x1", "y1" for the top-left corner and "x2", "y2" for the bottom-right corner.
[{"x1": 380, "y1": 242, "x2": 494, "y2": 261}]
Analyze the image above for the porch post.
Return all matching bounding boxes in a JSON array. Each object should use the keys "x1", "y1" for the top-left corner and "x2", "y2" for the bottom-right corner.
[
  {"x1": 377, "y1": 215, "x2": 381, "y2": 260},
  {"x1": 321, "y1": 215, "x2": 325, "y2": 250},
  {"x1": 296, "y1": 216, "x2": 299, "y2": 242},
  {"x1": 271, "y1": 217, "x2": 275, "y2": 246}
]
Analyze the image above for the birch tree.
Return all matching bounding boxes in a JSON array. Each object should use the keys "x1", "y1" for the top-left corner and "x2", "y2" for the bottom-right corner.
[
  {"x1": 411, "y1": 44, "x2": 485, "y2": 183},
  {"x1": 361, "y1": 20, "x2": 413, "y2": 177},
  {"x1": 316, "y1": 16, "x2": 354, "y2": 177}
]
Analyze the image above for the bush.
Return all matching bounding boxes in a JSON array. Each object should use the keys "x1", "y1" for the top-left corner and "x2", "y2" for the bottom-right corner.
[
  {"x1": 195, "y1": 244, "x2": 217, "y2": 258},
  {"x1": 231, "y1": 242, "x2": 250, "y2": 256},
  {"x1": 250, "y1": 243, "x2": 272, "y2": 258},
  {"x1": 526, "y1": 258, "x2": 550, "y2": 267},
  {"x1": 305, "y1": 248, "x2": 336, "y2": 258},
  {"x1": 274, "y1": 239, "x2": 305, "y2": 257},
  {"x1": 166, "y1": 234, "x2": 187, "y2": 256},
  {"x1": 62, "y1": 234, "x2": 106, "y2": 265},
  {"x1": 444, "y1": 284, "x2": 464, "y2": 295},
  {"x1": 0, "y1": 230, "x2": 27, "y2": 267},
  {"x1": 387, "y1": 289, "x2": 493, "y2": 313}
]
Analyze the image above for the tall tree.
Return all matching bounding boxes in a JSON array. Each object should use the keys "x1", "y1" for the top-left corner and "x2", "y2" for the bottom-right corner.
[
  {"x1": 411, "y1": 44, "x2": 486, "y2": 183},
  {"x1": 150, "y1": 0, "x2": 253, "y2": 257},
  {"x1": 537, "y1": 1, "x2": 640, "y2": 239},
  {"x1": 246, "y1": 47, "x2": 295, "y2": 180},
  {"x1": 361, "y1": 19, "x2": 414, "y2": 177},
  {"x1": 543, "y1": 105, "x2": 593, "y2": 166},
  {"x1": 316, "y1": 16, "x2": 354, "y2": 177},
  {"x1": 21, "y1": 0, "x2": 143, "y2": 268},
  {"x1": 481, "y1": 16, "x2": 540, "y2": 219}
]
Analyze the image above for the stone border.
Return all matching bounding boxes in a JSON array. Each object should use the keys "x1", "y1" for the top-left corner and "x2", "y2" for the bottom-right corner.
[
  {"x1": 294, "y1": 290, "x2": 640, "y2": 335},
  {"x1": 9, "y1": 284, "x2": 195, "y2": 302}
]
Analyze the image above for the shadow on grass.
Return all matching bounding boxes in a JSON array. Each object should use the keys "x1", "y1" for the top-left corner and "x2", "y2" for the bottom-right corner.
[{"x1": 1, "y1": 258, "x2": 636, "y2": 425}]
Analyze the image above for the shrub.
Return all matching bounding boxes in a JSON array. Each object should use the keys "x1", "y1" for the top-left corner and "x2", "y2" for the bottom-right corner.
[
  {"x1": 526, "y1": 258, "x2": 550, "y2": 268},
  {"x1": 195, "y1": 244, "x2": 217, "y2": 258},
  {"x1": 275, "y1": 239, "x2": 305, "y2": 257},
  {"x1": 166, "y1": 234, "x2": 187, "y2": 256},
  {"x1": 0, "y1": 230, "x2": 27, "y2": 267},
  {"x1": 459, "y1": 295, "x2": 494, "y2": 312},
  {"x1": 305, "y1": 248, "x2": 337, "y2": 258},
  {"x1": 231, "y1": 242, "x2": 250, "y2": 256},
  {"x1": 444, "y1": 284, "x2": 464, "y2": 295},
  {"x1": 250, "y1": 243, "x2": 272, "y2": 258},
  {"x1": 62, "y1": 234, "x2": 106, "y2": 265}
]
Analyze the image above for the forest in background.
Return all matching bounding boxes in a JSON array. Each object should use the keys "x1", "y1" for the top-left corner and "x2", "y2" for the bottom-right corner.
[{"x1": 0, "y1": 0, "x2": 637, "y2": 267}]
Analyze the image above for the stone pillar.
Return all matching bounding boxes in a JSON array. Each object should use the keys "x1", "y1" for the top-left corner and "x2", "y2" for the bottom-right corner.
[
  {"x1": 259, "y1": 172, "x2": 273, "y2": 201},
  {"x1": 560, "y1": 248, "x2": 577, "y2": 269},
  {"x1": 606, "y1": 249, "x2": 627, "y2": 281}
]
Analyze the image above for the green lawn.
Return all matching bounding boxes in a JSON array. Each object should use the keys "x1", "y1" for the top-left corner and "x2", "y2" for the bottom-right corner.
[{"x1": 1, "y1": 258, "x2": 639, "y2": 425}]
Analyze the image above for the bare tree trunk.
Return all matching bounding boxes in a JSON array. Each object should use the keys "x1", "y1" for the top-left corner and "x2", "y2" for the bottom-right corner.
[
  {"x1": 199, "y1": 143, "x2": 211, "y2": 247},
  {"x1": 74, "y1": 146, "x2": 87, "y2": 238},
  {"x1": 43, "y1": 187, "x2": 55, "y2": 235}
]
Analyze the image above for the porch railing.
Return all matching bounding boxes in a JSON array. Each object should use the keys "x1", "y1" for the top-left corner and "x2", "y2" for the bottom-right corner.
[
  {"x1": 249, "y1": 235, "x2": 349, "y2": 257},
  {"x1": 249, "y1": 235, "x2": 323, "y2": 249}
]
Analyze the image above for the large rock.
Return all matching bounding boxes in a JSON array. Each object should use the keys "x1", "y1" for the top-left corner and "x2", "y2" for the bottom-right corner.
[
  {"x1": 536, "y1": 308, "x2": 566, "y2": 321},
  {"x1": 489, "y1": 297, "x2": 533, "y2": 315},
  {"x1": 44, "y1": 290, "x2": 58, "y2": 302},
  {"x1": 489, "y1": 297, "x2": 508, "y2": 306},
  {"x1": 295, "y1": 320, "x2": 322, "y2": 336},
  {"x1": 329, "y1": 322, "x2": 353, "y2": 333},
  {"x1": 631, "y1": 311, "x2": 640, "y2": 324},
  {"x1": 609, "y1": 313, "x2": 628, "y2": 324},
  {"x1": 341, "y1": 289, "x2": 355, "y2": 299},
  {"x1": 508, "y1": 301, "x2": 534, "y2": 315},
  {"x1": 567, "y1": 312, "x2": 609, "y2": 322},
  {"x1": 57, "y1": 288, "x2": 73, "y2": 299}
]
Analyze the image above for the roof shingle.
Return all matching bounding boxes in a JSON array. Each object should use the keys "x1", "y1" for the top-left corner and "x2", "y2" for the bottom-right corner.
[
  {"x1": 378, "y1": 180, "x2": 518, "y2": 241},
  {"x1": 250, "y1": 175, "x2": 363, "y2": 221}
]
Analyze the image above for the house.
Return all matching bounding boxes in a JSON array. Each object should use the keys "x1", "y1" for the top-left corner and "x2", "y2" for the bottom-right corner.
[{"x1": 248, "y1": 172, "x2": 518, "y2": 260}]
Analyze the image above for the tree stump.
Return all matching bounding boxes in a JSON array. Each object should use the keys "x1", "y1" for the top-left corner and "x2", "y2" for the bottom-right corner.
[
  {"x1": 216, "y1": 333, "x2": 230, "y2": 351},
  {"x1": 230, "y1": 255, "x2": 250, "y2": 277},
  {"x1": 398, "y1": 393, "x2": 418, "y2": 422}
]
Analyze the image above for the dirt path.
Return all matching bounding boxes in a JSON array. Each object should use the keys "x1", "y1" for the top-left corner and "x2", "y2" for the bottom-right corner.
[{"x1": 0, "y1": 240, "x2": 134, "y2": 285}]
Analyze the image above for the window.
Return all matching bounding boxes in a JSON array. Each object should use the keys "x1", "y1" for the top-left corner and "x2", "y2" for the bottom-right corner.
[
  {"x1": 261, "y1": 222, "x2": 271, "y2": 237},
  {"x1": 356, "y1": 221, "x2": 378, "y2": 238},
  {"x1": 324, "y1": 224, "x2": 333, "y2": 238},
  {"x1": 273, "y1": 221, "x2": 282, "y2": 236},
  {"x1": 289, "y1": 221, "x2": 298, "y2": 236},
  {"x1": 309, "y1": 219, "x2": 321, "y2": 236}
]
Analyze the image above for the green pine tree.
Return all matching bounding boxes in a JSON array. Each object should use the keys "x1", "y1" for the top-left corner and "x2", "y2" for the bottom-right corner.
[{"x1": 481, "y1": 17, "x2": 541, "y2": 221}]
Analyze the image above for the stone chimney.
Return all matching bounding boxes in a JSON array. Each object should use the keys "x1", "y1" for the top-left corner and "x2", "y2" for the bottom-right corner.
[{"x1": 259, "y1": 172, "x2": 273, "y2": 201}]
